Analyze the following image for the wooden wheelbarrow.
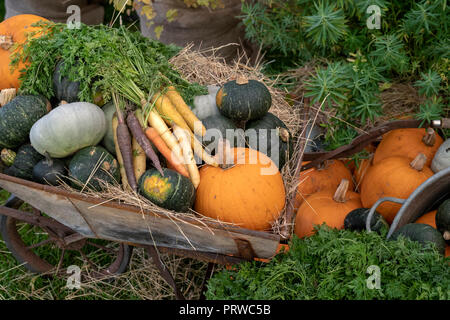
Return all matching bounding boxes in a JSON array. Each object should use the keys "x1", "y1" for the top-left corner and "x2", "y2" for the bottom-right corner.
[{"x1": 0, "y1": 118, "x2": 448, "y2": 299}]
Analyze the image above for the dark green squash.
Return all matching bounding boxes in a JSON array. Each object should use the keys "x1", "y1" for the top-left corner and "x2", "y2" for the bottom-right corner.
[
  {"x1": 391, "y1": 223, "x2": 446, "y2": 255},
  {"x1": 4, "y1": 144, "x2": 44, "y2": 181},
  {"x1": 436, "y1": 199, "x2": 450, "y2": 243},
  {"x1": 0, "y1": 95, "x2": 51, "y2": 149},
  {"x1": 53, "y1": 60, "x2": 80, "y2": 103},
  {"x1": 344, "y1": 208, "x2": 389, "y2": 233},
  {"x1": 138, "y1": 168, "x2": 195, "y2": 212},
  {"x1": 216, "y1": 79, "x2": 271, "y2": 122},
  {"x1": 33, "y1": 158, "x2": 67, "y2": 186},
  {"x1": 245, "y1": 112, "x2": 293, "y2": 169},
  {"x1": 69, "y1": 146, "x2": 120, "y2": 191},
  {"x1": 199, "y1": 114, "x2": 242, "y2": 154}
]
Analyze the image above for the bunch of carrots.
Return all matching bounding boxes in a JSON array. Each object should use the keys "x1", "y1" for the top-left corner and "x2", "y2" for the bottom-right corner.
[{"x1": 112, "y1": 86, "x2": 217, "y2": 193}]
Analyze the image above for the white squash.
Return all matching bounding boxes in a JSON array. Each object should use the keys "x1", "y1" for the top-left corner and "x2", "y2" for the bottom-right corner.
[
  {"x1": 192, "y1": 85, "x2": 221, "y2": 120},
  {"x1": 30, "y1": 102, "x2": 107, "y2": 158},
  {"x1": 431, "y1": 138, "x2": 450, "y2": 173}
]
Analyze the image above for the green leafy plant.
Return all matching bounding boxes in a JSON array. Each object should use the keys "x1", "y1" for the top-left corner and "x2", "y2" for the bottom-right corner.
[{"x1": 206, "y1": 226, "x2": 450, "y2": 300}]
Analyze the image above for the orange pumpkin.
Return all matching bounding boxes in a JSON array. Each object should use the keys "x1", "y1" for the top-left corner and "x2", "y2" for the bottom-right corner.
[
  {"x1": 0, "y1": 14, "x2": 49, "y2": 90},
  {"x1": 295, "y1": 159, "x2": 354, "y2": 208},
  {"x1": 373, "y1": 128, "x2": 443, "y2": 167},
  {"x1": 446, "y1": 246, "x2": 450, "y2": 258},
  {"x1": 294, "y1": 179, "x2": 362, "y2": 238},
  {"x1": 194, "y1": 147, "x2": 286, "y2": 231},
  {"x1": 415, "y1": 210, "x2": 437, "y2": 228},
  {"x1": 361, "y1": 153, "x2": 434, "y2": 224},
  {"x1": 353, "y1": 155, "x2": 373, "y2": 190}
]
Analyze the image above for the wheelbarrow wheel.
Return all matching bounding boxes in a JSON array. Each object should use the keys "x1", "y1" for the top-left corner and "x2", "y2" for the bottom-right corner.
[{"x1": 0, "y1": 197, "x2": 133, "y2": 280}]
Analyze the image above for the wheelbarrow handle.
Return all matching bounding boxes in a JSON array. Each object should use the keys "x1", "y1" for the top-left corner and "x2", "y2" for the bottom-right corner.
[
  {"x1": 432, "y1": 118, "x2": 450, "y2": 129},
  {"x1": 365, "y1": 197, "x2": 406, "y2": 235}
]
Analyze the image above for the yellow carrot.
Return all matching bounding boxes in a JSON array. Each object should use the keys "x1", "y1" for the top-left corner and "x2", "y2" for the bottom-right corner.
[
  {"x1": 146, "y1": 109, "x2": 185, "y2": 167},
  {"x1": 165, "y1": 86, "x2": 206, "y2": 137},
  {"x1": 173, "y1": 125, "x2": 201, "y2": 188},
  {"x1": 132, "y1": 137, "x2": 146, "y2": 182},
  {"x1": 112, "y1": 115, "x2": 131, "y2": 191},
  {"x1": 151, "y1": 92, "x2": 191, "y2": 133}
]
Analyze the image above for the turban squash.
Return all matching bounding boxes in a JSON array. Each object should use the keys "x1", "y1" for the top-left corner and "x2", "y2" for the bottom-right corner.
[
  {"x1": 194, "y1": 147, "x2": 285, "y2": 231},
  {"x1": 0, "y1": 14, "x2": 49, "y2": 90}
]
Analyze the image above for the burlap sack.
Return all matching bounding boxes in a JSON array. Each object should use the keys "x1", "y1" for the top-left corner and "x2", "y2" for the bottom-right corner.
[
  {"x1": 136, "y1": 0, "x2": 251, "y2": 61},
  {"x1": 5, "y1": 0, "x2": 105, "y2": 25}
]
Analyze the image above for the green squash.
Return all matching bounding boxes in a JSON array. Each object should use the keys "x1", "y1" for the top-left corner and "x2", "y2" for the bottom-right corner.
[
  {"x1": 1, "y1": 148, "x2": 16, "y2": 167},
  {"x1": 344, "y1": 208, "x2": 389, "y2": 233},
  {"x1": 101, "y1": 101, "x2": 117, "y2": 156},
  {"x1": 5, "y1": 144, "x2": 45, "y2": 181},
  {"x1": 391, "y1": 223, "x2": 446, "y2": 255},
  {"x1": 436, "y1": 199, "x2": 450, "y2": 243},
  {"x1": 53, "y1": 60, "x2": 80, "y2": 103},
  {"x1": 245, "y1": 112, "x2": 293, "y2": 169},
  {"x1": 69, "y1": 146, "x2": 120, "y2": 191},
  {"x1": 199, "y1": 114, "x2": 242, "y2": 153},
  {"x1": 0, "y1": 95, "x2": 51, "y2": 149},
  {"x1": 138, "y1": 168, "x2": 196, "y2": 212},
  {"x1": 216, "y1": 79, "x2": 271, "y2": 122},
  {"x1": 30, "y1": 102, "x2": 107, "y2": 158},
  {"x1": 33, "y1": 158, "x2": 67, "y2": 186}
]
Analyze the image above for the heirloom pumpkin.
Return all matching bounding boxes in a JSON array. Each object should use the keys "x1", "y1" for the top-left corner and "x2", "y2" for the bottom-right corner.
[
  {"x1": 360, "y1": 153, "x2": 434, "y2": 224},
  {"x1": 0, "y1": 95, "x2": 51, "y2": 149},
  {"x1": 294, "y1": 179, "x2": 362, "y2": 238},
  {"x1": 194, "y1": 147, "x2": 285, "y2": 231},
  {"x1": 52, "y1": 60, "x2": 81, "y2": 103},
  {"x1": 373, "y1": 128, "x2": 443, "y2": 166},
  {"x1": 436, "y1": 199, "x2": 450, "y2": 243},
  {"x1": 391, "y1": 223, "x2": 446, "y2": 256},
  {"x1": 216, "y1": 78, "x2": 271, "y2": 122},
  {"x1": 0, "y1": 14, "x2": 49, "y2": 90},
  {"x1": 415, "y1": 210, "x2": 437, "y2": 228},
  {"x1": 32, "y1": 157, "x2": 67, "y2": 186},
  {"x1": 30, "y1": 102, "x2": 107, "y2": 158},
  {"x1": 4, "y1": 144, "x2": 44, "y2": 181},
  {"x1": 199, "y1": 113, "x2": 240, "y2": 153},
  {"x1": 295, "y1": 159, "x2": 354, "y2": 208}
]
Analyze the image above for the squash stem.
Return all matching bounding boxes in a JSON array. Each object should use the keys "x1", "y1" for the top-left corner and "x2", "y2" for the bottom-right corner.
[
  {"x1": 333, "y1": 179, "x2": 349, "y2": 203},
  {"x1": 410, "y1": 153, "x2": 427, "y2": 171},
  {"x1": 422, "y1": 128, "x2": 436, "y2": 146}
]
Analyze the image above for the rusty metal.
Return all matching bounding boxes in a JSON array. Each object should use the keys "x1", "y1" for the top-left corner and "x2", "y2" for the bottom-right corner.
[{"x1": 234, "y1": 238, "x2": 256, "y2": 261}]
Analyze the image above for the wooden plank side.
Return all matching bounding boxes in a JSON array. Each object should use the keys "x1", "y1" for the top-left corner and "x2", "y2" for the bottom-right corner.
[
  {"x1": 71, "y1": 198, "x2": 280, "y2": 259},
  {"x1": 0, "y1": 179, "x2": 95, "y2": 237}
]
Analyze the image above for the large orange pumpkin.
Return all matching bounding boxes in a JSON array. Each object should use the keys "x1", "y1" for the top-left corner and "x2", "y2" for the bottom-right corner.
[
  {"x1": 360, "y1": 153, "x2": 434, "y2": 224},
  {"x1": 373, "y1": 128, "x2": 443, "y2": 167},
  {"x1": 295, "y1": 159, "x2": 354, "y2": 208},
  {"x1": 194, "y1": 147, "x2": 286, "y2": 231},
  {"x1": 0, "y1": 14, "x2": 49, "y2": 90},
  {"x1": 294, "y1": 179, "x2": 362, "y2": 238}
]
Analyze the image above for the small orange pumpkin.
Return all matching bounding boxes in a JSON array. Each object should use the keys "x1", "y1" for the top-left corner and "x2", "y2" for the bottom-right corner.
[
  {"x1": 294, "y1": 179, "x2": 362, "y2": 238},
  {"x1": 194, "y1": 147, "x2": 286, "y2": 231},
  {"x1": 0, "y1": 14, "x2": 49, "y2": 90},
  {"x1": 415, "y1": 210, "x2": 437, "y2": 228},
  {"x1": 295, "y1": 159, "x2": 354, "y2": 208},
  {"x1": 361, "y1": 153, "x2": 434, "y2": 224},
  {"x1": 373, "y1": 128, "x2": 443, "y2": 167}
]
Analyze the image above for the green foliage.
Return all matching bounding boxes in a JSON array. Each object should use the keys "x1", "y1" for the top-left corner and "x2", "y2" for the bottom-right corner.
[
  {"x1": 206, "y1": 226, "x2": 450, "y2": 300},
  {"x1": 11, "y1": 22, "x2": 206, "y2": 106},
  {"x1": 241, "y1": 0, "x2": 449, "y2": 149}
]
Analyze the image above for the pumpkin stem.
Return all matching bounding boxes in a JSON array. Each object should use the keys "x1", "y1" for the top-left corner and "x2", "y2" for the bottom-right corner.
[
  {"x1": 444, "y1": 231, "x2": 450, "y2": 241},
  {"x1": 333, "y1": 179, "x2": 349, "y2": 203},
  {"x1": 410, "y1": 153, "x2": 427, "y2": 171},
  {"x1": 0, "y1": 35, "x2": 14, "y2": 50},
  {"x1": 236, "y1": 76, "x2": 249, "y2": 85},
  {"x1": 0, "y1": 88, "x2": 16, "y2": 107},
  {"x1": 216, "y1": 139, "x2": 234, "y2": 169},
  {"x1": 422, "y1": 128, "x2": 436, "y2": 146}
]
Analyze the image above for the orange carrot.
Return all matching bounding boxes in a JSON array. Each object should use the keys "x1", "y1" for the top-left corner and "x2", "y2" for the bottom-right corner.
[{"x1": 145, "y1": 127, "x2": 189, "y2": 178}]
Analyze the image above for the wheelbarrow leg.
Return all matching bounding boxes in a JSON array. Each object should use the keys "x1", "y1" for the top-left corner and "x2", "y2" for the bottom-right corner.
[
  {"x1": 200, "y1": 262, "x2": 216, "y2": 300},
  {"x1": 145, "y1": 245, "x2": 185, "y2": 300}
]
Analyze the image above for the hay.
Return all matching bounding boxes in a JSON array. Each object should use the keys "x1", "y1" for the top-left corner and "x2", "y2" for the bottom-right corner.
[{"x1": 57, "y1": 44, "x2": 310, "y2": 243}]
